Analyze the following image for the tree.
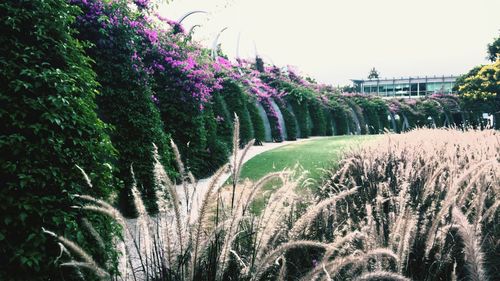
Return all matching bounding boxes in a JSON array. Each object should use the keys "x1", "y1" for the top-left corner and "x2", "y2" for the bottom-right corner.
[
  {"x1": 368, "y1": 67, "x2": 380, "y2": 79},
  {"x1": 455, "y1": 35, "x2": 500, "y2": 129},
  {"x1": 487, "y1": 34, "x2": 500, "y2": 62}
]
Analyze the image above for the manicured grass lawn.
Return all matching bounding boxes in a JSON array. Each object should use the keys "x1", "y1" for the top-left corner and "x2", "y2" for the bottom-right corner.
[{"x1": 239, "y1": 135, "x2": 379, "y2": 182}]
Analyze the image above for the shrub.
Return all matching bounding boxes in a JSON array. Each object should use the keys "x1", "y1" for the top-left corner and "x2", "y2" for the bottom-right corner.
[
  {"x1": 220, "y1": 80, "x2": 255, "y2": 146},
  {"x1": 275, "y1": 99, "x2": 298, "y2": 140},
  {"x1": 0, "y1": 0, "x2": 117, "y2": 279},
  {"x1": 323, "y1": 107, "x2": 334, "y2": 136},
  {"x1": 329, "y1": 99, "x2": 351, "y2": 135},
  {"x1": 247, "y1": 97, "x2": 267, "y2": 143},
  {"x1": 191, "y1": 105, "x2": 230, "y2": 177},
  {"x1": 316, "y1": 129, "x2": 499, "y2": 281},
  {"x1": 71, "y1": 0, "x2": 176, "y2": 214},
  {"x1": 343, "y1": 97, "x2": 368, "y2": 134},
  {"x1": 212, "y1": 92, "x2": 233, "y2": 146},
  {"x1": 308, "y1": 99, "x2": 327, "y2": 136},
  {"x1": 260, "y1": 98, "x2": 284, "y2": 142},
  {"x1": 287, "y1": 98, "x2": 311, "y2": 138}
]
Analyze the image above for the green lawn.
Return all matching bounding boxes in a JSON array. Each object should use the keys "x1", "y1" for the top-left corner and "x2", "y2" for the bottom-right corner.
[{"x1": 238, "y1": 135, "x2": 379, "y2": 182}]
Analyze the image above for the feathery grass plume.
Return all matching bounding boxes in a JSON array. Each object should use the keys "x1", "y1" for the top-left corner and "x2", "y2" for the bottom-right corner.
[
  {"x1": 254, "y1": 172, "x2": 298, "y2": 260},
  {"x1": 42, "y1": 228, "x2": 109, "y2": 279},
  {"x1": 424, "y1": 160, "x2": 495, "y2": 258},
  {"x1": 231, "y1": 113, "x2": 241, "y2": 210},
  {"x1": 277, "y1": 256, "x2": 288, "y2": 281},
  {"x1": 252, "y1": 241, "x2": 327, "y2": 281},
  {"x1": 130, "y1": 167, "x2": 152, "y2": 264},
  {"x1": 241, "y1": 171, "x2": 287, "y2": 214},
  {"x1": 289, "y1": 187, "x2": 359, "y2": 239},
  {"x1": 309, "y1": 248, "x2": 399, "y2": 281},
  {"x1": 170, "y1": 139, "x2": 191, "y2": 211},
  {"x1": 302, "y1": 232, "x2": 366, "y2": 280},
  {"x1": 81, "y1": 218, "x2": 106, "y2": 251},
  {"x1": 75, "y1": 164, "x2": 93, "y2": 189},
  {"x1": 481, "y1": 200, "x2": 500, "y2": 223},
  {"x1": 234, "y1": 138, "x2": 256, "y2": 184},
  {"x1": 451, "y1": 207, "x2": 487, "y2": 281},
  {"x1": 353, "y1": 271, "x2": 411, "y2": 281},
  {"x1": 60, "y1": 262, "x2": 109, "y2": 279},
  {"x1": 457, "y1": 163, "x2": 498, "y2": 207},
  {"x1": 190, "y1": 163, "x2": 229, "y2": 280},
  {"x1": 320, "y1": 231, "x2": 366, "y2": 265},
  {"x1": 152, "y1": 142, "x2": 184, "y2": 259}
]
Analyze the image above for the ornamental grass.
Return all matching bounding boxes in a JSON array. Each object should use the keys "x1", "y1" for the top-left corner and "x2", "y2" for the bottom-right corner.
[{"x1": 43, "y1": 126, "x2": 499, "y2": 281}]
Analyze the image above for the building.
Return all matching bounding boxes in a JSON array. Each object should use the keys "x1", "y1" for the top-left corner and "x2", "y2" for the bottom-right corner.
[{"x1": 351, "y1": 75, "x2": 457, "y2": 98}]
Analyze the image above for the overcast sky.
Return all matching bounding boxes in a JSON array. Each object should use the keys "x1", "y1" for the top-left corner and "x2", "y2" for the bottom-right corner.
[{"x1": 158, "y1": 0, "x2": 500, "y2": 85}]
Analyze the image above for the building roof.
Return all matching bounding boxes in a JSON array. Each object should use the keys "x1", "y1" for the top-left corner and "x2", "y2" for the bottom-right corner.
[{"x1": 351, "y1": 75, "x2": 458, "y2": 84}]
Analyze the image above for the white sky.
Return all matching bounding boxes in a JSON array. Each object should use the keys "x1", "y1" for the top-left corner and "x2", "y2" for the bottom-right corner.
[{"x1": 158, "y1": 0, "x2": 500, "y2": 85}]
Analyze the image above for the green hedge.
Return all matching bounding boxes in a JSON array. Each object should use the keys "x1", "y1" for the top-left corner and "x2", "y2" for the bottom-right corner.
[
  {"x1": 324, "y1": 108, "x2": 334, "y2": 136},
  {"x1": 220, "y1": 80, "x2": 255, "y2": 146},
  {"x1": 288, "y1": 98, "x2": 311, "y2": 138},
  {"x1": 247, "y1": 98, "x2": 266, "y2": 143},
  {"x1": 276, "y1": 99, "x2": 298, "y2": 140},
  {"x1": 0, "y1": 1, "x2": 118, "y2": 279},
  {"x1": 350, "y1": 97, "x2": 389, "y2": 134},
  {"x1": 308, "y1": 99, "x2": 327, "y2": 136},
  {"x1": 191, "y1": 105, "x2": 230, "y2": 176},
  {"x1": 329, "y1": 99, "x2": 351, "y2": 135},
  {"x1": 212, "y1": 92, "x2": 233, "y2": 145},
  {"x1": 344, "y1": 98, "x2": 368, "y2": 134},
  {"x1": 73, "y1": 0, "x2": 176, "y2": 215},
  {"x1": 260, "y1": 98, "x2": 284, "y2": 142}
]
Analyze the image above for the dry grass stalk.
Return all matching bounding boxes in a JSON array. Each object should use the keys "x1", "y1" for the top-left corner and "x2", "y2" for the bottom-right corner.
[
  {"x1": 353, "y1": 270, "x2": 411, "y2": 281},
  {"x1": 289, "y1": 187, "x2": 359, "y2": 239},
  {"x1": 451, "y1": 207, "x2": 487, "y2": 281}
]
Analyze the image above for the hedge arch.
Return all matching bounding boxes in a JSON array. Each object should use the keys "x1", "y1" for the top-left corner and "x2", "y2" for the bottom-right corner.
[
  {"x1": 220, "y1": 80, "x2": 255, "y2": 146},
  {"x1": 276, "y1": 99, "x2": 298, "y2": 140},
  {"x1": 308, "y1": 99, "x2": 327, "y2": 136},
  {"x1": 255, "y1": 102, "x2": 273, "y2": 142},
  {"x1": 247, "y1": 98, "x2": 267, "y2": 143},
  {"x1": 260, "y1": 97, "x2": 284, "y2": 142}
]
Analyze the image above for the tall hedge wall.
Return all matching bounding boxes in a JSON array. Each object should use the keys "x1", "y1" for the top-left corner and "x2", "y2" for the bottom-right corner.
[
  {"x1": 220, "y1": 80, "x2": 255, "y2": 147},
  {"x1": 72, "y1": 0, "x2": 176, "y2": 215},
  {"x1": 0, "y1": 1, "x2": 118, "y2": 279}
]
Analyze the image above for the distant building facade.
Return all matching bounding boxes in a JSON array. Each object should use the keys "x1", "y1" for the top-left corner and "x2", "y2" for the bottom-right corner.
[{"x1": 351, "y1": 75, "x2": 457, "y2": 98}]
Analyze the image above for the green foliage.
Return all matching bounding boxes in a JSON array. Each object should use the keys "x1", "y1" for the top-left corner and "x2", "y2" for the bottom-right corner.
[
  {"x1": 192, "y1": 106, "x2": 230, "y2": 177},
  {"x1": 308, "y1": 100, "x2": 327, "y2": 136},
  {"x1": 212, "y1": 92, "x2": 233, "y2": 145},
  {"x1": 287, "y1": 98, "x2": 311, "y2": 138},
  {"x1": 329, "y1": 99, "x2": 351, "y2": 135},
  {"x1": 487, "y1": 34, "x2": 500, "y2": 62},
  {"x1": 350, "y1": 96, "x2": 389, "y2": 134},
  {"x1": 323, "y1": 108, "x2": 334, "y2": 136},
  {"x1": 456, "y1": 60, "x2": 499, "y2": 128},
  {"x1": 260, "y1": 98, "x2": 283, "y2": 142},
  {"x1": 344, "y1": 98, "x2": 368, "y2": 134},
  {"x1": 0, "y1": 0, "x2": 118, "y2": 279},
  {"x1": 276, "y1": 99, "x2": 298, "y2": 140},
  {"x1": 247, "y1": 98, "x2": 266, "y2": 143},
  {"x1": 73, "y1": 0, "x2": 176, "y2": 215},
  {"x1": 367, "y1": 67, "x2": 379, "y2": 79},
  {"x1": 456, "y1": 35, "x2": 500, "y2": 129},
  {"x1": 220, "y1": 80, "x2": 255, "y2": 146}
]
